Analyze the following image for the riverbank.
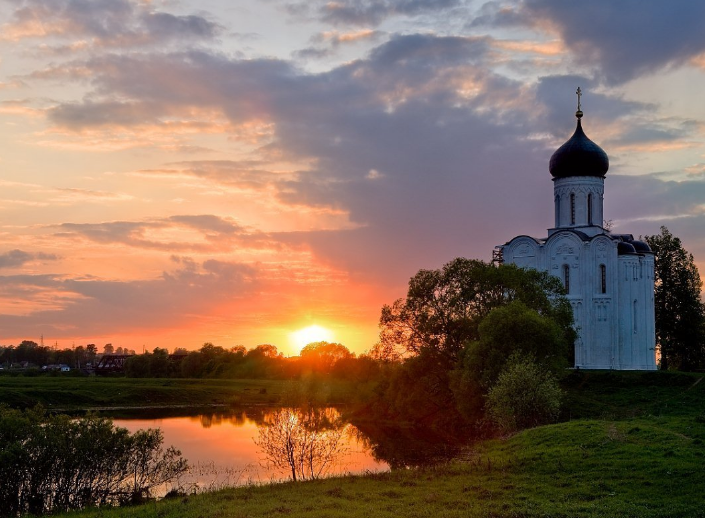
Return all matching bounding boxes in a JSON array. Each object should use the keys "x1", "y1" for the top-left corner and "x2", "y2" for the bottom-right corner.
[
  {"x1": 8, "y1": 372, "x2": 705, "y2": 518},
  {"x1": 0, "y1": 377, "x2": 288, "y2": 410},
  {"x1": 45, "y1": 370, "x2": 705, "y2": 517},
  {"x1": 0, "y1": 375, "x2": 371, "y2": 412},
  {"x1": 60, "y1": 413, "x2": 704, "y2": 517}
]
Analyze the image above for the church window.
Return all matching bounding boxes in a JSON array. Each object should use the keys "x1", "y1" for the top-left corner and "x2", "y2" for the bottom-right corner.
[
  {"x1": 587, "y1": 193, "x2": 593, "y2": 225},
  {"x1": 633, "y1": 300, "x2": 638, "y2": 334},
  {"x1": 555, "y1": 195, "x2": 560, "y2": 226},
  {"x1": 570, "y1": 193, "x2": 576, "y2": 225},
  {"x1": 600, "y1": 264, "x2": 606, "y2": 294},
  {"x1": 563, "y1": 264, "x2": 570, "y2": 293}
]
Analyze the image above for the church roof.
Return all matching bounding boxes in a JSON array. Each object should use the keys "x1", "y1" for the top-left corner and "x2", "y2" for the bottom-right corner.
[{"x1": 549, "y1": 110, "x2": 609, "y2": 179}]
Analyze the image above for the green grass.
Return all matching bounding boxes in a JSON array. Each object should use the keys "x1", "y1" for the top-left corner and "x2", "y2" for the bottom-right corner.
[
  {"x1": 0, "y1": 377, "x2": 290, "y2": 410},
  {"x1": 13, "y1": 371, "x2": 705, "y2": 517},
  {"x1": 60, "y1": 415, "x2": 705, "y2": 517}
]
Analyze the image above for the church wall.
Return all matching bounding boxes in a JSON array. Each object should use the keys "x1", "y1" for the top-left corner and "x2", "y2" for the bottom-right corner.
[
  {"x1": 501, "y1": 232, "x2": 656, "y2": 370},
  {"x1": 504, "y1": 237, "x2": 540, "y2": 270},
  {"x1": 615, "y1": 254, "x2": 657, "y2": 370},
  {"x1": 551, "y1": 176, "x2": 605, "y2": 236},
  {"x1": 642, "y1": 255, "x2": 657, "y2": 368},
  {"x1": 583, "y1": 236, "x2": 619, "y2": 369}
]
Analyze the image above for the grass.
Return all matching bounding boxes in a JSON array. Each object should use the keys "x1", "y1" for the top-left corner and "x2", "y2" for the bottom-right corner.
[
  {"x1": 0, "y1": 376, "x2": 290, "y2": 410},
  {"x1": 44, "y1": 370, "x2": 705, "y2": 517},
  {"x1": 60, "y1": 415, "x2": 705, "y2": 517}
]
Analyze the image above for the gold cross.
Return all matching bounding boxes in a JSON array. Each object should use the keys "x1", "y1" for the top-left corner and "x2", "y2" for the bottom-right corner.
[{"x1": 576, "y1": 87, "x2": 582, "y2": 111}]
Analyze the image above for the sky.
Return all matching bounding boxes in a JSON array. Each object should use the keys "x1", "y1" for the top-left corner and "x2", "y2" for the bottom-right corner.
[{"x1": 2, "y1": 0, "x2": 705, "y2": 356}]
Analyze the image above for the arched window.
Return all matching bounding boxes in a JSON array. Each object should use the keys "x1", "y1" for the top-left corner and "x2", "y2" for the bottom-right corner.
[
  {"x1": 570, "y1": 193, "x2": 576, "y2": 225},
  {"x1": 555, "y1": 195, "x2": 560, "y2": 227},
  {"x1": 563, "y1": 264, "x2": 570, "y2": 294},
  {"x1": 600, "y1": 264, "x2": 606, "y2": 294},
  {"x1": 587, "y1": 193, "x2": 593, "y2": 225}
]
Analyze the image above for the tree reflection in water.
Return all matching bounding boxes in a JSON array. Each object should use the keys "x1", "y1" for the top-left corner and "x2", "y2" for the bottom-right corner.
[
  {"x1": 350, "y1": 421, "x2": 465, "y2": 470},
  {"x1": 255, "y1": 407, "x2": 348, "y2": 481},
  {"x1": 113, "y1": 407, "x2": 468, "y2": 484}
]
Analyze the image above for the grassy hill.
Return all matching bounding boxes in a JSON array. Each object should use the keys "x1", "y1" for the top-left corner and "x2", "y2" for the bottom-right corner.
[{"x1": 44, "y1": 370, "x2": 705, "y2": 517}]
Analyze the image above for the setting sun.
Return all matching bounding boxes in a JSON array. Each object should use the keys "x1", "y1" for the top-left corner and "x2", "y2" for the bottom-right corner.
[{"x1": 290, "y1": 325, "x2": 334, "y2": 354}]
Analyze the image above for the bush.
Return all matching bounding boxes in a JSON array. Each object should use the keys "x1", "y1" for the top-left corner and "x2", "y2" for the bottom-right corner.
[
  {"x1": 486, "y1": 356, "x2": 563, "y2": 433},
  {"x1": 0, "y1": 406, "x2": 187, "y2": 516}
]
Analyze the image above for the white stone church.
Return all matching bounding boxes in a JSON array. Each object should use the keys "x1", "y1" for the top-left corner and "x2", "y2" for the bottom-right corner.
[{"x1": 499, "y1": 92, "x2": 657, "y2": 370}]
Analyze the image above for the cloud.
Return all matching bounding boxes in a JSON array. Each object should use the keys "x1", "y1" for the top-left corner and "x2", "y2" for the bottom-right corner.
[
  {"x1": 0, "y1": 258, "x2": 259, "y2": 335},
  {"x1": 0, "y1": 250, "x2": 59, "y2": 269},
  {"x1": 2, "y1": 0, "x2": 222, "y2": 47},
  {"x1": 51, "y1": 188, "x2": 135, "y2": 203},
  {"x1": 26, "y1": 31, "x2": 693, "y2": 288},
  {"x1": 295, "y1": 29, "x2": 383, "y2": 60},
  {"x1": 476, "y1": 1, "x2": 705, "y2": 84},
  {"x1": 55, "y1": 215, "x2": 272, "y2": 252},
  {"x1": 284, "y1": 0, "x2": 462, "y2": 26}
]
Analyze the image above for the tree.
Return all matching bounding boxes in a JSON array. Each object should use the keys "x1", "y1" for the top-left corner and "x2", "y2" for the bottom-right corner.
[
  {"x1": 371, "y1": 258, "x2": 574, "y2": 428},
  {"x1": 300, "y1": 342, "x2": 354, "y2": 374},
  {"x1": 85, "y1": 344, "x2": 97, "y2": 364},
  {"x1": 645, "y1": 226, "x2": 705, "y2": 370},
  {"x1": 250, "y1": 344, "x2": 281, "y2": 358},
  {"x1": 255, "y1": 408, "x2": 347, "y2": 481},
  {"x1": 376, "y1": 258, "x2": 574, "y2": 368},
  {"x1": 464, "y1": 300, "x2": 571, "y2": 389},
  {"x1": 452, "y1": 300, "x2": 571, "y2": 422}
]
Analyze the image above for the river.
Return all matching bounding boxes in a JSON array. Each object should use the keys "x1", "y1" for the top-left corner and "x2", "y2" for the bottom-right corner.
[{"x1": 113, "y1": 407, "x2": 389, "y2": 492}]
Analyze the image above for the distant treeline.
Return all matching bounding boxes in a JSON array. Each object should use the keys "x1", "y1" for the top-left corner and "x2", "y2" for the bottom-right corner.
[
  {"x1": 123, "y1": 342, "x2": 380, "y2": 380},
  {"x1": 0, "y1": 340, "x2": 134, "y2": 371},
  {"x1": 0, "y1": 340, "x2": 381, "y2": 381}
]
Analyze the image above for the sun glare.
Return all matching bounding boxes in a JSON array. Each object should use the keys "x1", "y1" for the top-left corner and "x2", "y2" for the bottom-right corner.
[{"x1": 291, "y1": 325, "x2": 334, "y2": 353}]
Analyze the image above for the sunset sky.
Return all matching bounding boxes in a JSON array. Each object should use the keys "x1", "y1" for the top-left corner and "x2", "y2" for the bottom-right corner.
[{"x1": 2, "y1": 0, "x2": 705, "y2": 356}]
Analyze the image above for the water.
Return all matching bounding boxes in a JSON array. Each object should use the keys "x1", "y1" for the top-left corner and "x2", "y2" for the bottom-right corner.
[{"x1": 113, "y1": 407, "x2": 388, "y2": 492}]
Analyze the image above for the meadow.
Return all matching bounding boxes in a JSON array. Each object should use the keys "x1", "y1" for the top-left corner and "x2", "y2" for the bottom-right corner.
[
  {"x1": 0, "y1": 376, "x2": 288, "y2": 410},
  {"x1": 3, "y1": 370, "x2": 704, "y2": 517}
]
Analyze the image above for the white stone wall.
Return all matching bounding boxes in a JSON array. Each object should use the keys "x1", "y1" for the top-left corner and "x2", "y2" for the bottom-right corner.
[
  {"x1": 502, "y1": 230, "x2": 656, "y2": 370},
  {"x1": 550, "y1": 176, "x2": 605, "y2": 237}
]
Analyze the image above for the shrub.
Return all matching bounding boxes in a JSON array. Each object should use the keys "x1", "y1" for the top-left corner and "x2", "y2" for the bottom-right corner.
[
  {"x1": 0, "y1": 406, "x2": 187, "y2": 516},
  {"x1": 486, "y1": 356, "x2": 563, "y2": 433}
]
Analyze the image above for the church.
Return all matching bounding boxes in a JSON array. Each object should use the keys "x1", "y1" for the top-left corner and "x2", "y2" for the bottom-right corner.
[{"x1": 499, "y1": 90, "x2": 657, "y2": 370}]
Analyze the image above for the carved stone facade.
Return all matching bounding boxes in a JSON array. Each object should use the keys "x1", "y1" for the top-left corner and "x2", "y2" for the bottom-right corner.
[{"x1": 499, "y1": 110, "x2": 656, "y2": 370}]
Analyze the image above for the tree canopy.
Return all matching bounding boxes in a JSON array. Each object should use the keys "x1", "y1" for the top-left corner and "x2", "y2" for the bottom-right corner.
[
  {"x1": 375, "y1": 258, "x2": 574, "y2": 368},
  {"x1": 645, "y1": 226, "x2": 705, "y2": 370},
  {"x1": 371, "y1": 258, "x2": 575, "y2": 430},
  {"x1": 300, "y1": 342, "x2": 354, "y2": 374}
]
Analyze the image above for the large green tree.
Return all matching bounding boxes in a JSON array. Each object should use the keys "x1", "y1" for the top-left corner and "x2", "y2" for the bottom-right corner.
[
  {"x1": 645, "y1": 226, "x2": 705, "y2": 370},
  {"x1": 376, "y1": 258, "x2": 574, "y2": 368},
  {"x1": 372, "y1": 258, "x2": 575, "y2": 428}
]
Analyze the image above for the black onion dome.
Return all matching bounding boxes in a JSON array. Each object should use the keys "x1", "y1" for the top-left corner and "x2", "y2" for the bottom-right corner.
[
  {"x1": 549, "y1": 118, "x2": 609, "y2": 179},
  {"x1": 630, "y1": 240, "x2": 652, "y2": 253},
  {"x1": 617, "y1": 242, "x2": 637, "y2": 255}
]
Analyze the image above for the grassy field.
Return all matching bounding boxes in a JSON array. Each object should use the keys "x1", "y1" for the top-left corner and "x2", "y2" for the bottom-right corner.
[
  {"x1": 0, "y1": 376, "x2": 290, "y2": 410},
  {"x1": 62, "y1": 411, "x2": 705, "y2": 517},
  {"x1": 42, "y1": 370, "x2": 705, "y2": 517}
]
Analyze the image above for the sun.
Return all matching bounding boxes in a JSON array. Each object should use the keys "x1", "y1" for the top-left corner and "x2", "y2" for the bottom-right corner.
[{"x1": 291, "y1": 325, "x2": 334, "y2": 354}]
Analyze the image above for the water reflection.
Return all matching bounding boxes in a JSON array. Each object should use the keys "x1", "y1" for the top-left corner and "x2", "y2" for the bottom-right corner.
[
  {"x1": 112, "y1": 407, "x2": 469, "y2": 492},
  {"x1": 113, "y1": 408, "x2": 384, "y2": 491},
  {"x1": 351, "y1": 421, "x2": 464, "y2": 469},
  {"x1": 256, "y1": 407, "x2": 348, "y2": 481}
]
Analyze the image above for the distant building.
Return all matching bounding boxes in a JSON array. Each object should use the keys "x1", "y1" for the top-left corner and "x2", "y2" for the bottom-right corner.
[{"x1": 499, "y1": 90, "x2": 656, "y2": 370}]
